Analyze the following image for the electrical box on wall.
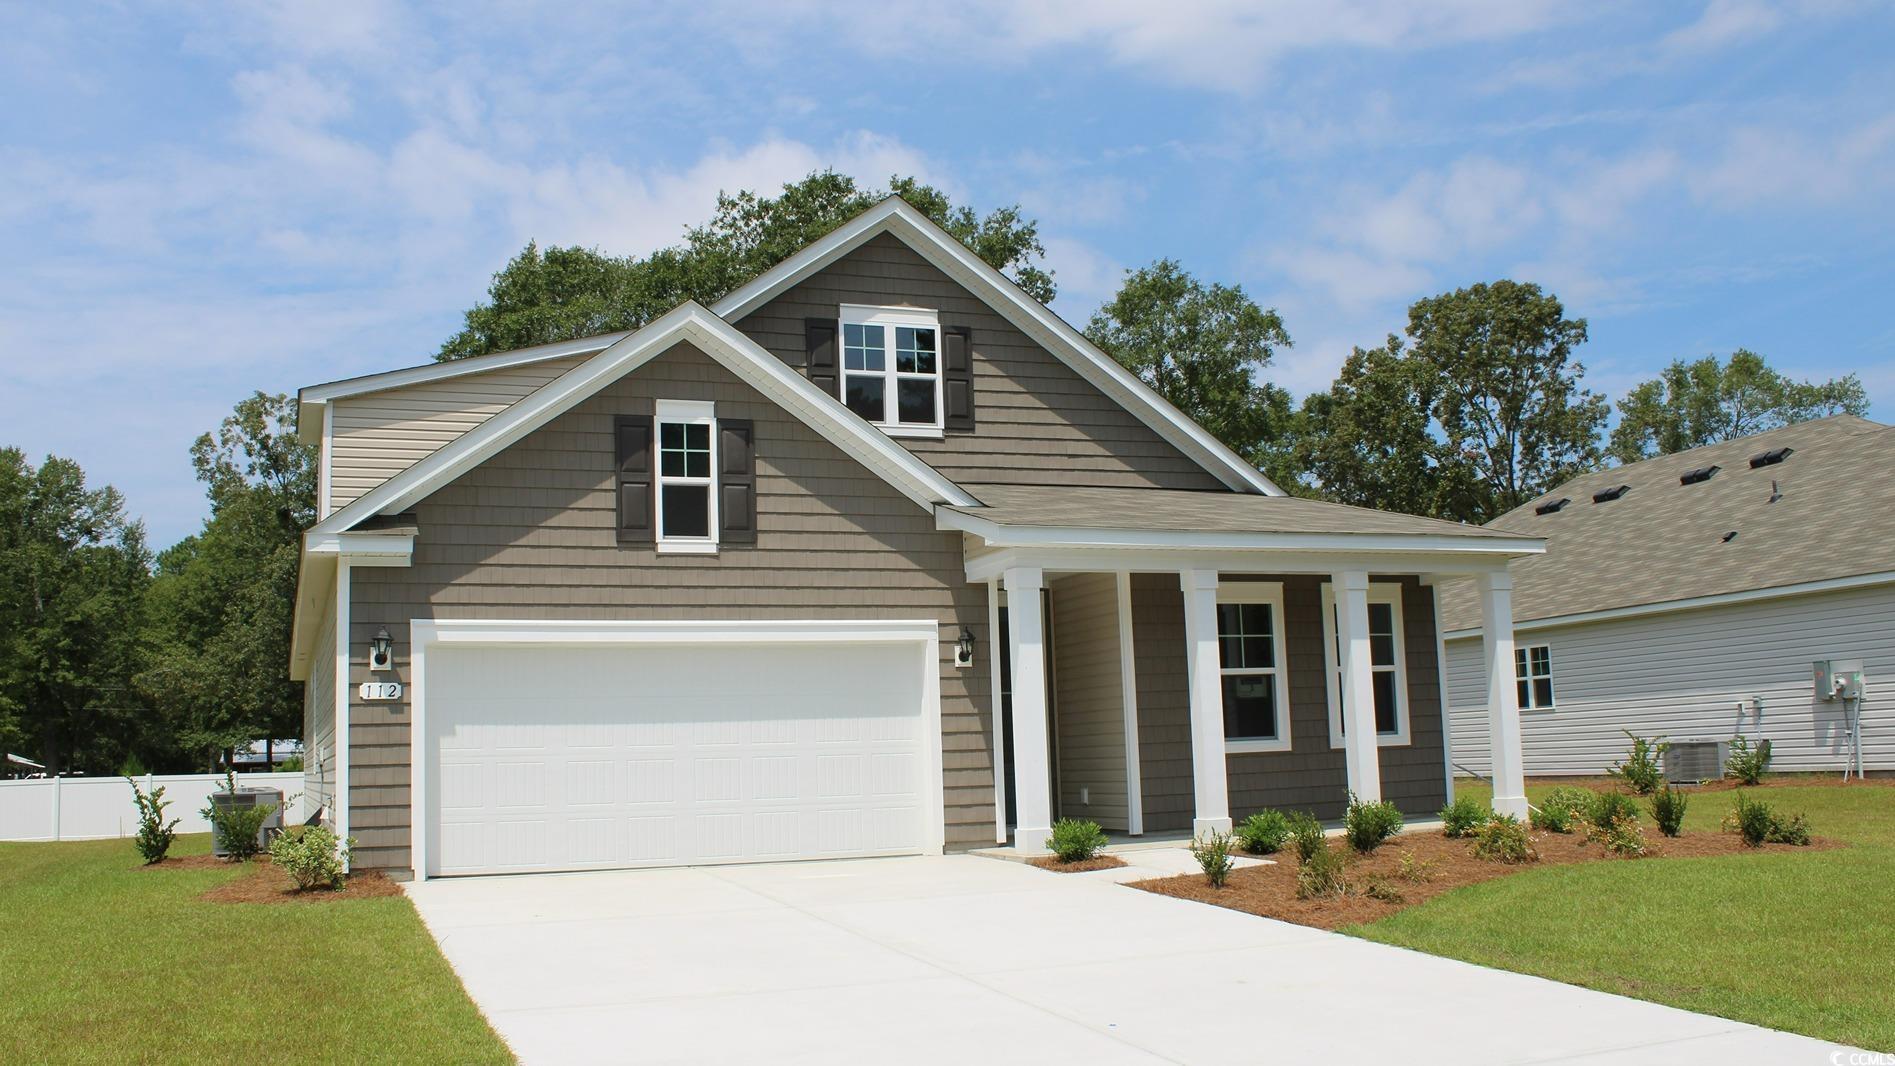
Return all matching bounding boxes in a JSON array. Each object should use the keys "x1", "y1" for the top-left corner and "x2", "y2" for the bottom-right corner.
[{"x1": 1814, "y1": 659, "x2": 1866, "y2": 701}]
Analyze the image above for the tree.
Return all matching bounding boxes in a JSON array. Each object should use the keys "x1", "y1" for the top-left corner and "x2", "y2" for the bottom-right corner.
[
  {"x1": 1406, "y1": 281, "x2": 1608, "y2": 521},
  {"x1": 0, "y1": 449, "x2": 151, "y2": 774},
  {"x1": 1084, "y1": 260, "x2": 1301, "y2": 490},
  {"x1": 1297, "y1": 336, "x2": 1484, "y2": 520},
  {"x1": 1300, "y1": 281, "x2": 1609, "y2": 523},
  {"x1": 439, "y1": 171, "x2": 1055, "y2": 360},
  {"x1": 139, "y1": 393, "x2": 315, "y2": 770},
  {"x1": 1608, "y1": 350, "x2": 1869, "y2": 463}
]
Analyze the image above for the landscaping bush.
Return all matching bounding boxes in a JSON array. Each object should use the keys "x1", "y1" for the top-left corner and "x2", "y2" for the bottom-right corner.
[
  {"x1": 1438, "y1": 796, "x2": 1489, "y2": 838},
  {"x1": 1724, "y1": 735, "x2": 1771, "y2": 786},
  {"x1": 1396, "y1": 851, "x2": 1436, "y2": 883},
  {"x1": 1343, "y1": 793, "x2": 1403, "y2": 853},
  {"x1": 1234, "y1": 810, "x2": 1291, "y2": 855},
  {"x1": 1471, "y1": 815, "x2": 1538, "y2": 864},
  {"x1": 126, "y1": 777, "x2": 179, "y2": 865},
  {"x1": 1190, "y1": 829, "x2": 1236, "y2": 888},
  {"x1": 1046, "y1": 818, "x2": 1109, "y2": 863},
  {"x1": 1294, "y1": 839, "x2": 1348, "y2": 900},
  {"x1": 1586, "y1": 790, "x2": 1643, "y2": 832},
  {"x1": 1649, "y1": 785, "x2": 1688, "y2": 837},
  {"x1": 202, "y1": 773, "x2": 276, "y2": 862},
  {"x1": 268, "y1": 825, "x2": 354, "y2": 891},
  {"x1": 1609, "y1": 731, "x2": 1670, "y2": 794},
  {"x1": 1286, "y1": 810, "x2": 1327, "y2": 864},
  {"x1": 1536, "y1": 786, "x2": 1595, "y2": 828},
  {"x1": 1529, "y1": 802, "x2": 1573, "y2": 833},
  {"x1": 1360, "y1": 876, "x2": 1403, "y2": 903},
  {"x1": 1586, "y1": 814, "x2": 1647, "y2": 857},
  {"x1": 1726, "y1": 792, "x2": 1812, "y2": 847}
]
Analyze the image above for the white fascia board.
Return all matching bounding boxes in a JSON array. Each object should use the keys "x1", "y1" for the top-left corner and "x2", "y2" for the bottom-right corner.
[
  {"x1": 309, "y1": 304, "x2": 970, "y2": 538},
  {"x1": 937, "y1": 506, "x2": 1543, "y2": 556},
  {"x1": 304, "y1": 531, "x2": 416, "y2": 562},
  {"x1": 411, "y1": 617, "x2": 941, "y2": 647},
  {"x1": 287, "y1": 552, "x2": 337, "y2": 682},
  {"x1": 1440, "y1": 568, "x2": 1895, "y2": 642},
  {"x1": 712, "y1": 198, "x2": 1281, "y2": 497},
  {"x1": 298, "y1": 332, "x2": 632, "y2": 407},
  {"x1": 964, "y1": 546, "x2": 1522, "y2": 585}
]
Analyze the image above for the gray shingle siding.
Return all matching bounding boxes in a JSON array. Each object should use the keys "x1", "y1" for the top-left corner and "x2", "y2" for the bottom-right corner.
[{"x1": 731, "y1": 232, "x2": 1227, "y2": 492}]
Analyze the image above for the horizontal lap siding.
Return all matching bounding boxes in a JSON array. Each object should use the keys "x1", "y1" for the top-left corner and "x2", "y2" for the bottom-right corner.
[
  {"x1": 1138, "y1": 575, "x2": 1447, "y2": 832},
  {"x1": 346, "y1": 342, "x2": 995, "y2": 873},
  {"x1": 734, "y1": 233, "x2": 1226, "y2": 492},
  {"x1": 1445, "y1": 584, "x2": 1895, "y2": 777},
  {"x1": 1050, "y1": 573, "x2": 1129, "y2": 830},
  {"x1": 301, "y1": 607, "x2": 337, "y2": 820},
  {"x1": 326, "y1": 355, "x2": 590, "y2": 512}
]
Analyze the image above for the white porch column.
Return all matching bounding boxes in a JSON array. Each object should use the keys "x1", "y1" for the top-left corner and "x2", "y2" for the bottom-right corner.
[
  {"x1": 1003, "y1": 566, "x2": 1053, "y2": 850},
  {"x1": 1179, "y1": 569, "x2": 1232, "y2": 836},
  {"x1": 1479, "y1": 571, "x2": 1529, "y2": 818},
  {"x1": 1334, "y1": 570, "x2": 1383, "y2": 803}
]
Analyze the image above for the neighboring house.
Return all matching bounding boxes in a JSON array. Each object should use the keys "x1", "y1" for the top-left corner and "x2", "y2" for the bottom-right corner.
[
  {"x1": 1440, "y1": 415, "x2": 1893, "y2": 779},
  {"x1": 288, "y1": 197, "x2": 1543, "y2": 881}
]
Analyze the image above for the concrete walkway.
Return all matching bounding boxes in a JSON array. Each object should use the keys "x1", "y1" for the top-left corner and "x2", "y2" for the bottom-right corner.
[{"x1": 405, "y1": 854, "x2": 1846, "y2": 1065}]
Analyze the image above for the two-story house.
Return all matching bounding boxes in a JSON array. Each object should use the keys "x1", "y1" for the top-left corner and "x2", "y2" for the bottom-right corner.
[{"x1": 289, "y1": 197, "x2": 1543, "y2": 880}]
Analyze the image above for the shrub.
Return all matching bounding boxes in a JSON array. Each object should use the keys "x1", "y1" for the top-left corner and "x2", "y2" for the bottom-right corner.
[
  {"x1": 1724, "y1": 735, "x2": 1771, "y2": 786},
  {"x1": 1294, "y1": 839, "x2": 1348, "y2": 900},
  {"x1": 1727, "y1": 793, "x2": 1812, "y2": 847},
  {"x1": 126, "y1": 777, "x2": 179, "y2": 865},
  {"x1": 1529, "y1": 803, "x2": 1573, "y2": 834},
  {"x1": 1046, "y1": 818, "x2": 1109, "y2": 863},
  {"x1": 1235, "y1": 810, "x2": 1292, "y2": 855},
  {"x1": 1649, "y1": 785, "x2": 1688, "y2": 837},
  {"x1": 1609, "y1": 731, "x2": 1670, "y2": 794},
  {"x1": 268, "y1": 825, "x2": 354, "y2": 891},
  {"x1": 1439, "y1": 796, "x2": 1489, "y2": 838},
  {"x1": 202, "y1": 772, "x2": 276, "y2": 862},
  {"x1": 1343, "y1": 793, "x2": 1403, "y2": 853},
  {"x1": 1586, "y1": 814, "x2": 1647, "y2": 857},
  {"x1": 1586, "y1": 790, "x2": 1643, "y2": 832},
  {"x1": 1360, "y1": 876, "x2": 1404, "y2": 903},
  {"x1": 1540, "y1": 786, "x2": 1595, "y2": 820},
  {"x1": 1286, "y1": 810, "x2": 1327, "y2": 864},
  {"x1": 1190, "y1": 829, "x2": 1236, "y2": 888},
  {"x1": 1396, "y1": 851, "x2": 1437, "y2": 883},
  {"x1": 1471, "y1": 815, "x2": 1539, "y2": 864}
]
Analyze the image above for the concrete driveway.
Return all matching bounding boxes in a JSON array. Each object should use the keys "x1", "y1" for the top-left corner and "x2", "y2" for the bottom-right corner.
[{"x1": 405, "y1": 853, "x2": 1843, "y2": 1065}]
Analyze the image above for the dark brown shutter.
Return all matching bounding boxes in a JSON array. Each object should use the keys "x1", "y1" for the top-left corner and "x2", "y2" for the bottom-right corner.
[
  {"x1": 943, "y1": 326, "x2": 975, "y2": 432},
  {"x1": 614, "y1": 414, "x2": 654, "y2": 543},
  {"x1": 805, "y1": 317, "x2": 840, "y2": 399},
  {"x1": 718, "y1": 418, "x2": 756, "y2": 543}
]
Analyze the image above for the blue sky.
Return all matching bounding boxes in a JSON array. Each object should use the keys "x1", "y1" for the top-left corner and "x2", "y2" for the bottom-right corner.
[{"x1": 4, "y1": 1, "x2": 1892, "y2": 547}]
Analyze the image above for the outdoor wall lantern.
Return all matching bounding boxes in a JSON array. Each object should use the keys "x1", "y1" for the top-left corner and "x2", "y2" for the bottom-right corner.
[
  {"x1": 368, "y1": 627, "x2": 395, "y2": 672},
  {"x1": 954, "y1": 626, "x2": 976, "y2": 669}
]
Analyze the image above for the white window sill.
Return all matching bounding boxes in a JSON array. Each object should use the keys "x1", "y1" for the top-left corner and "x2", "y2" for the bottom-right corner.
[
  {"x1": 656, "y1": 540, "x2": 719, "y2": 555},
  {"x1": 1225, "y1": 738, "x2": 1293, "y2": 755},
  {"x1": 879, "y1": 425, "x2": 946, "y2": 440}
]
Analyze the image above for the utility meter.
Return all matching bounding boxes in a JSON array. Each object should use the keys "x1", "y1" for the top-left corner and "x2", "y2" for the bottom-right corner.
[{"x1": 1814, "y1": 659, "x2": 1867, "y2": 701}]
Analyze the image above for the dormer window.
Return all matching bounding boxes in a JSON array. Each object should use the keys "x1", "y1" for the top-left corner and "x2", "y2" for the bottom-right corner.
[{"x1": 839, "y1": 305, "x2": 943, "y2": 434}]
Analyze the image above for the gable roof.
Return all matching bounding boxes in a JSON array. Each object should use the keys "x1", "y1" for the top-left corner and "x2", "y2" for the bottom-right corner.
[
  {"x1": 712, "y1": 197, "x2": 1281, "y2": 496},
  {"x1": 1438, "y1": 414, "x2": 1895, "y2": 634},
  {"x1": 306, "y1": 302, "x2": 975, "y2": 539}
]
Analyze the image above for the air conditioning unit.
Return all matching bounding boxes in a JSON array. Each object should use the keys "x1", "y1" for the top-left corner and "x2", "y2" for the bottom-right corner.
[{"x1": 1664, "y1": 740, "x2": 1726, "y2": 784}]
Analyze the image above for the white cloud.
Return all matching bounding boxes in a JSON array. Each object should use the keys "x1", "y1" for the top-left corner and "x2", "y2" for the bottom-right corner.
[
  {"x1": 1661, "y1": 0, "x2": 1786, "y2": 52},
  {"x1": 1692, "y1": 114, "x2": 1895, "y2": 207},
  {"x1": 1041, "y1": 236, "x2": 1129, "y2": 321}
]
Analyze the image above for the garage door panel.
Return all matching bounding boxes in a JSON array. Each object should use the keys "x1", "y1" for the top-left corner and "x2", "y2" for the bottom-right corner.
[{"x1": 427, "y1": 640, "x2": 929, "y2": 876}]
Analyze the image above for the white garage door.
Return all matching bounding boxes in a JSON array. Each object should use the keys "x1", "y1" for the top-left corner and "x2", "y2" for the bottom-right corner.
[{"x1": 425, "y1": 639, "x2": 930, "y2": 877}]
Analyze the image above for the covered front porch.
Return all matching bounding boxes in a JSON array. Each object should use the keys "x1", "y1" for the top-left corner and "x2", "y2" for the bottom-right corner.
[{"x1": 939, "y1": 486, "x2": 1544, "y2": 850}]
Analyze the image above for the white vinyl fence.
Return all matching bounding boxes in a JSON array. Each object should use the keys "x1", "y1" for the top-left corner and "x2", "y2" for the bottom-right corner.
[{"x1": 0, "y1": 773, "x2": 311, "y2": 842}]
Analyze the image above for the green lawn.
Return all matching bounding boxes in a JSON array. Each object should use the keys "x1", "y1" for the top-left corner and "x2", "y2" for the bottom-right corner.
[
  {"x1": 0, "y1": 833, "x2": 512, "y2": 1064},
  {"x1": 1353, "y1": 779, "x2": 1895, "y2": 1051}
]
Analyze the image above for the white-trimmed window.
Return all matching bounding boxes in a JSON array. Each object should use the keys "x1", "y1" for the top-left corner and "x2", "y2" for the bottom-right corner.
[
  {"x1": 1321, "y1": 584, "x2": 1411, "y2": 747},
  {"x1": 1218, "y1": 583, "x2": 1292, "y2": 753},
  {"x1": 655, "y1": 399, "x2": 717, "y2": 553},
  {"x1": 1516, "y1": 644, "x2": 1555, "y2": 710},
  {"x1": 840, "y1": 304, "x2": 943, "y2": 434}
]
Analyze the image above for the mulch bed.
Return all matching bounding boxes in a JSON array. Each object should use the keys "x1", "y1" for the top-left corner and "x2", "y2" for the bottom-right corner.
[
  {"x1": 1029, "y1": 854, "x2": 1129, "y2": 873},
  {"x1": 138, "y1": 854, "x2": 230, "y2": 871},
  {"x1": 1131, "y1": 828, "x2": 1841, "y2": 931},
  {"x1": 187, "y1": 857, "x2": 403, "y2": 904}
]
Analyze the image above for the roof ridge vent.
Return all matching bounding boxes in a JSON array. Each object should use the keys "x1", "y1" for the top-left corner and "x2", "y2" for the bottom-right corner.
[
  {"x1": 1679, "y1": 465, "x2": 1719, "y2": 485},
  {"x1": 1749, "y1": 446, "x2": 1794, "y2": 469},
  {"x1": 1592, "y1": 484, "x2": 1631, "y2": 503},
  {"x1": 1534, "y1": 497, "x2": 1570, "y2": 515}
]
